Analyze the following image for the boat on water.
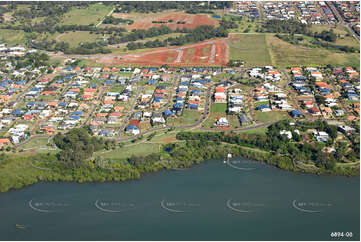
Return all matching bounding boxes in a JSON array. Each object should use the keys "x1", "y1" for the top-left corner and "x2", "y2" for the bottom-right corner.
[{"x1": 224, "y1": 153, "x2": 232, "y2": 163}]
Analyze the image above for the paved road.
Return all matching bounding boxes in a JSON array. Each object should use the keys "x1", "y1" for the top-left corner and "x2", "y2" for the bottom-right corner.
[
  {"x1": 116, "y1": 80, "x2": 276, "y2": 142},
  {"x1": 15, "y1": 75, "x2": 277, "y2": 146},
  {"x1": 281, "y1": 70, "x2": 304, "y2": 114},
  {"x1": 246, "y1": 86, "x2": 256, "y2": 122},
  {"x1": 13, "y1": 77, "x2": 39, "y2": 106},
  {"x1": 163, "y1": 74, "x2": 179, "y2": 110},
  {"x1": 82, "y1": 86, "x2": 107, "y2": 126},
  {"x1": 58, "y1": 78, "x2": 75, "y2": 100},
  {"x1": 116, "y1": 85, "x2": 144, "y2": 140},
  {"x1": 326, "y1": 1, "x2": 360, "y2": 41},
  {"x1": 329, "y1": 78, "x2": 348, "y2": 115},
  {"x1": 95, "y1": 7, "x2": 115, "y2": 28}
]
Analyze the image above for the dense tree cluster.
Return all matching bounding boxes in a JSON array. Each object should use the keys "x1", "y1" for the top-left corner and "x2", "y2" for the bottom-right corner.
[
  {"x1": 313, "y1": 30, "x2": 337, "y2": 42},
  {"x1": 10, "y1": 2, "x2": 90, "y2": 19},
  {"x1": 54, "y1": 128, "x2": 116, "y2": 168},
  {"x1": 15, "y1": 52, "x2": 50, "y2": 69},
  {"x1": 30, "y1": 38, "x2": 111, "y2": 55},
  {"x1": 103, "y1": 15, "x2": 133, "y2": 25},
  {"x1": 261, "y1": 19, "x2": 309, "y2": 35},
  {"x1": 114, "y1": 1, "x2": 231, "y2": 13},
  {"x1": 276, "y1": 31, "x2": 357, "y2": 53},
  {"x1": 127, "y1": 25, "x2": 227, "y2": 50}
]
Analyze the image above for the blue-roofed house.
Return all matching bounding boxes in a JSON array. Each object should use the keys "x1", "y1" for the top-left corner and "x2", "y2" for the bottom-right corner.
[
  {"x1": 125, "y1": 125, "x2": 140, "y2": 135},
  {"x1": 162, "y1": 110, "x2": 174, "y2": 117},
  {"x1": 12, "y1": 109, "x2": 24, "y2": 117},
  {"x1": 59, "y1": 102, "x2": 68, "y2": 108},
  {"x1": 98, "y1": 129, "x2": 114, "y2": 137},
  {"x1": 255, "y1": 105, "x2": 271, "y2": 112},
  {"x1": 71, "y1": 111, "x2": 84, "y2": 116},
  {"x1": 290, "y1": 110, "x2": 303, "y2": 118},
  {"x1": 68, "y1": 115, "x2": 80, "y2": 120},
  {"x1": 188, "y1": 103, "x2": 199, "y2": 110},
  {"x1": 148, "y1": 79, "x2": 157, "y2": 85},
  {"x1": 173, "y1": 103, "x2": 184, "y2": 111},
  {"x1": 26, "y1": 101, "x2": 36, "y2": 108}
]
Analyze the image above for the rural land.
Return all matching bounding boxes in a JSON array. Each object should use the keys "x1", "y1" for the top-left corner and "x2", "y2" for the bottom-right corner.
[{"x1": 0, "y1": 1, "x2": 359, "y2": 192}]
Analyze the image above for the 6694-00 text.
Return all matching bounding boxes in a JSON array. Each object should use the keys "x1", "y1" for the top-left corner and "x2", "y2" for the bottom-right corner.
[{"x1": 330, "y1": 232, "x2": 353, "y2": 238}]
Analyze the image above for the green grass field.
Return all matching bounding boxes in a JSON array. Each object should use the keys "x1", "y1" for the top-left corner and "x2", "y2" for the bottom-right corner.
[
  {"x1": 266, "y1": 34, "x2": 360, "y2": 68},
  {"x1": 228, "y1": 33, "x2": 272, "y2": 66},
  {"x1": 50, "y1": 31, "x2": 101, "y2": 47},
  {"x1": 254, "y1": 111, "x2": 289, "y2": 123},
  {"x1": 0, "y1": 29, "x2": 26, "y2": 44},
  {"x1": 237, "y1": 125, "x2": 268, "y2": 135},
  {"x1": 61, "y1": 3, "x2": 114, "y2": 26},
  {"x1": 21, "y1": 137, "x2": 50, "y2": 150},
  {"x1": 167, "y1": 110, "x2": 202, "y2": 126},
  {"x1": 211, "y1": 103, "x2": 227, "y2": 113},
  {"x1": 98, "y1": 143, "x2": 160, "y2": 159}
]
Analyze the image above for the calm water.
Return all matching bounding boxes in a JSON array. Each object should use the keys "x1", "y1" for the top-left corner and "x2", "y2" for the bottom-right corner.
[{"x1": 0, "y1": 158, "x2": 359, "y2": 241}]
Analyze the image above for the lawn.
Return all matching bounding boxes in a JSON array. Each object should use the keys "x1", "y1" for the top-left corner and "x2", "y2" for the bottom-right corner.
[
  {"x1": 0, "y1": 29, "x2": 26, "y2": 44},
  {"x1": 21, "y1": 137, "x2": 50, "y2": 150},
  {"x1": 211, "y1": 103, "x2": 227, "y2": 113},
  {"x1": 167, "y1": 110, "x2": 202, "y2": 126},
  {"x1": 228, "y1": 33, "x2": 272, "y2": 66},
  {"x1": 254, "y1": 111, "x2": 289, "y2": 123},
  {"x1": 254, "y1": 100, "x2": 270, "y2": 108},
  {"x1": 236, "y1": 125, "x2": 268, "y2": 135},
  {"x1": 98, "y1": 142, "x2": 160, "y2": 159},
  {"x1": 201, "y1": 112, "x2": 241, "y2": 128},
  {"x1": 182, "y1": 110, "x2": 202, "y2": 124},
  {"x1": 61, "y1": 3, "x2": 114, "y2": 26},
  {"x1": 110, "y1": 85, "x2": 125, "y2": 93}
]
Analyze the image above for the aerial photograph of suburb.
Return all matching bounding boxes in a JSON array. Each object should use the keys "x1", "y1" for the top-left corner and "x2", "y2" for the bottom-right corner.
[{"x1": 0, "y1": 1, "x2": 359, "y2": 241}]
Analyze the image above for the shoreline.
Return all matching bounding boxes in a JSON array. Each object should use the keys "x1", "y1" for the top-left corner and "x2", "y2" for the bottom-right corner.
[{"x1": 0, "y1": 143, "x2": 359, "y2": 193}]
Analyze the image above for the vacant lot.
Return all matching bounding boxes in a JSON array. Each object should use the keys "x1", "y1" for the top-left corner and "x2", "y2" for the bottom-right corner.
[
  {"x1": 113, "y1": 11, "x2": 218, "y2": 30},
  {"x1": 311, "y1": 24, "x2": 359, "y2": 49},
  {"x1": 254, "y1": 111, "x2": 289, "y2": 123},
  {"x1": 211, "y1": 103, "x2": 227, "y2": 113},
  {"x1": 62, "y1": 3, "x2": 113, "y2": 26},
  {"x1": 99, "y1": 143, "x2": 159, "y2": 159},
  {"x1": 102, "y1": 38, "x2": 228, "y2": 66},
  {"x1": 0, "y1": 29, "x2": 26, "y2": 44},
  {"x1": 167, "y1": 110, "x2": 202, "y2": 126},
  {"x1": 228, "y1": 33, "x2": 272, "y2": 66},
  {"x1": 267, "y1": 34, "x2": 360, "y2": 67}
]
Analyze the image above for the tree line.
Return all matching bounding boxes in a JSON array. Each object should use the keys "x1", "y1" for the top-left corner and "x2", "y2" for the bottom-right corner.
[
  {"x1": 113, "y1": 1, "x2": 231, "y2": 14},
  {"x1": 126, "y1": 22, "x2": 232, "y2": 50},
  {"x1": 176, "y1": 120, "x2": 349, "y2": 171}
]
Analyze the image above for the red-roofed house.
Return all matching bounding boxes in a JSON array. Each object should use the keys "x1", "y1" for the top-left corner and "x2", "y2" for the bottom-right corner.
[
  {"x1": 0, "y1": 138, "x2": 10, "y2": 147},
  {"x1": 309, "y1": 107, "x2": 321, "y2": 115},
  {"x1": 128, "y1": 119, "x2": 140, "y2": 127}
]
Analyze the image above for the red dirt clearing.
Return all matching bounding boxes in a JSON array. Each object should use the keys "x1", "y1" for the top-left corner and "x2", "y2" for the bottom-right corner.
[
  {"x1": 160, "y1": 137, "x2": 178, "y2": 143},
  {"x1": 102, "y1": 38, "x2": 228, "y2": 67},
  {"x1": 127, "y1": 14, "x2": 217, "y2": 30}
]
